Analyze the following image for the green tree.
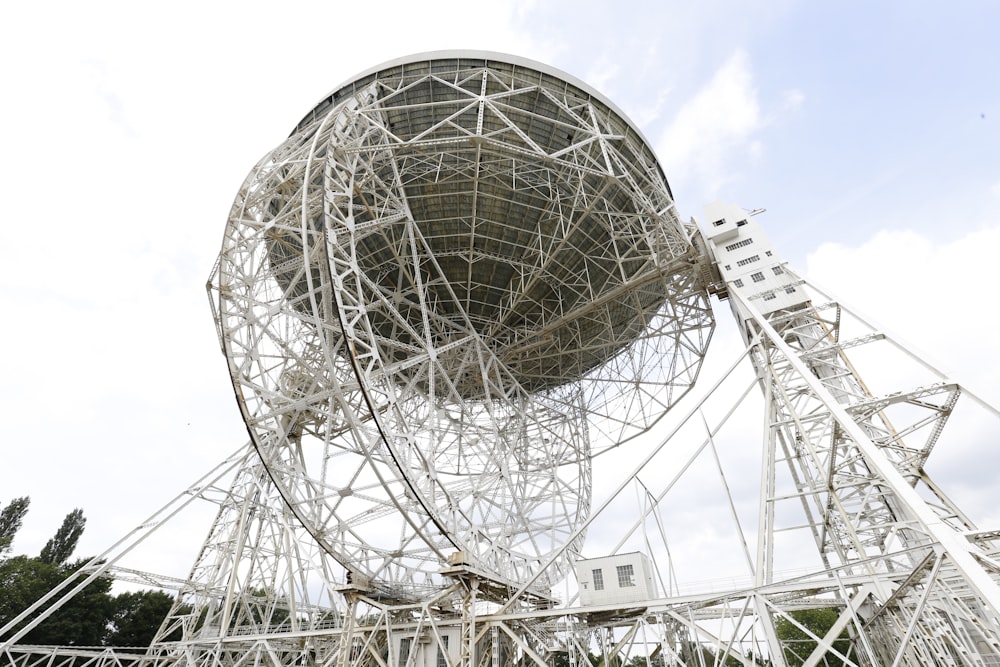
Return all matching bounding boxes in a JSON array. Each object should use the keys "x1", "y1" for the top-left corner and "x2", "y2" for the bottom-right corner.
[
  {"x1": 105, "y1": 590, "x2": 177, "y2": 646},
  {"x1": 0, "y1": 556, "x2": 59, "y2": 632},
  {"x1": 0, "y1": 503, "x2": 175, "y2": 649},
  {"x1": 551, "y1": 650, "x2": 600, "y2": 667},
  {"x1": 0, "y1": 556, "x2": 114, "y2": 646},
  {"x1": 0, "y1": 497, "x2": 30, "y2": 554},
  {"x1": 39, "y1": 509, "x2": 86, "y2": 565},
  {"x1": 775, "y1": 608, "x2": 852, "y2": 667}
]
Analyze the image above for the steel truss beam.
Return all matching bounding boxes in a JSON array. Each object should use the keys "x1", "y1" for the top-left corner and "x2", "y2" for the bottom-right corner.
[
  {"x1": 8, "y1": 254, "x2": 1000, "y2": 665},
  {"x1": 717, "y1": 253, "x2": 1000, "y2": 663},
  {"x1": 5, "y1": 49, "x2": 1000, "y2": 663}
]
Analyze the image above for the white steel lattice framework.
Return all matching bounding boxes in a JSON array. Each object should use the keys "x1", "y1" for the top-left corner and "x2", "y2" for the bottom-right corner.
[
  {"x1": 3, "y1": 52, "x2": 1000, "y2": 667},
  {"x1": 213, "y1": 51, "x2": 714, "y2": 597},
  {"x1": 696, "y1": 203, "x2": 1000, "y2": 665}
]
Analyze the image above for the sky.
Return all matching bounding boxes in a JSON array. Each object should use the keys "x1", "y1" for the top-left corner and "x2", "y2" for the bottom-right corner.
[{"x1": 2, "y1": 0, "x2": 999, "y2": 591}]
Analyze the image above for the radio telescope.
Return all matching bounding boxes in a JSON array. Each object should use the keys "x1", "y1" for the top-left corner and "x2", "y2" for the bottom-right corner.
[
  {"x1": 8, "y1": 51, "x2": 1000, "y2": 667},
  {"x1": 215, "y1": 52, "x2": 715, "y2": 597}
]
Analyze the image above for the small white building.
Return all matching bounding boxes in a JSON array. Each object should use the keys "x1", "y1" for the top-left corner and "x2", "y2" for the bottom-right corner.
[
  {"x1": 390, "y1": 627, "x2": 461, "y2": 667},
  {"x1": 575, "y1": 552, "x2": 658, "y2": 606}
]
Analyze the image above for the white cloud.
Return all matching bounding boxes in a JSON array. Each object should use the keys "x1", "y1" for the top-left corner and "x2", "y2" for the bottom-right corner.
[
  {"x1": 631, "y1": 87, "x2": 672, "y2": 130},
  {"x1": 0, "y1": 0, "x2": 541, "y2": 561},
  {"x1": 805, "y1": 224, "x2": 1000, "y2": 527},
  {"x1": 653, "y1": 53, "x2": 806, "y2": 205},
  {"x1": 584, "y1": 55, "x2": 621, "y2": 97},
  {"x1": 656, "y1": 51, "x2": 762, "y2": 200},
  {"x1": 805, "y1": 225, "x2": 1000, "y2": 402},
  {"x1": 779, "y1": 88, "x2": 805, "y2": 112},
  {"x1": 3, "y1": 0, "x2": 997, "y2": 604}
]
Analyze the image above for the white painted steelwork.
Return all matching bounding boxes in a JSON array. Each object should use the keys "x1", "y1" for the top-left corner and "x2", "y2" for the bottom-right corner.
[
  {"x1": 212, "y1": 52, "x2": 714, "y2": 596},
  {"x1": 700, "y1": 204, "x2": 1000, "y2": 665},
  {"x1": 6, "y1": 52, "x2": 1000, "y2": 667}
]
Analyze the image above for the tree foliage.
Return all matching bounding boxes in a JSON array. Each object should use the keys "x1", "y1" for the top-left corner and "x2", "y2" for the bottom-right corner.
[
  {"x1": 775, "y1": 607, "x2": 852, "y2": 667},
  {"x1": 0, "y1": 497, "x2": 30, "y2": 554},
  {"x1": 0, "y1": 498, "x2": 176, "y2": 648},
  {"x1": 105, "y1": 590, "x2": 176, "y2": 647},
  {"x1": 39, "y1": 508, "x2": 86, "y2": 565},
  {"x1": 0, "y1": 555, "x2": 114, "y2": 645}
]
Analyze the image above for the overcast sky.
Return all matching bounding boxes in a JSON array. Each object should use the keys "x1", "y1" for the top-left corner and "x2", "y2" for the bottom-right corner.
[{"x1": 3, "y1": 0, "x2": 999, "y2": 588}]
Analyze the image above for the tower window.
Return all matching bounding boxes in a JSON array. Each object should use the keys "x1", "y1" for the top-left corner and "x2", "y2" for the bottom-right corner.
[
  {"x1": 616, "y1": 564, "x2": 636, "y2": 588},
  {"x1": 399, "y1": 639, "x2": 412, "y2": 667},
  {"x1": 751, "y1": 272, "x2": 765, "y2": 283},
  {"x1": 724, "y1": 238, "x2": 754, "y2": 252},
  {"x1": 592, "y1": 569, "x2": 604, "y2": 590},
  {"x1": 437, "y1": 636, "x2": 449, "y2": 667}
]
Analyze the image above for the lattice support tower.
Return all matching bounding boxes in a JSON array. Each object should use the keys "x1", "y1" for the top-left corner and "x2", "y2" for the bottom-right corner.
[
  {"x1": 700, "y1": 201, "x2": 1000, "y2": 665},
  {"x1": 4, "y1": 52, "x2": 1000, "y2": 667}
]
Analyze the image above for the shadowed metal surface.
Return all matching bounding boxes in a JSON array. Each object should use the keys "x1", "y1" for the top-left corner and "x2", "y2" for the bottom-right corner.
[
  {"x1": 271, "y1": 53, "x2": 692, "y2": 397},
  {"x1": 216, "y1": 52, "x2": 714, "y2": 592}
]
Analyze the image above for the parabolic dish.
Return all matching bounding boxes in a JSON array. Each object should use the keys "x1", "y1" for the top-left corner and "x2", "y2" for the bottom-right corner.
[{"x1": 213, "y1": 51, "x2": 714, "y2": 597}]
